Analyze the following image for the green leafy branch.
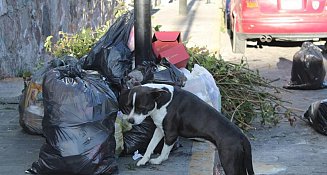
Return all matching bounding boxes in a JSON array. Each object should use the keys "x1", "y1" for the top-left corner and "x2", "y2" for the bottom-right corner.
[{"x1": 187, "y1": 47, "x2": 296, "y2": 129}]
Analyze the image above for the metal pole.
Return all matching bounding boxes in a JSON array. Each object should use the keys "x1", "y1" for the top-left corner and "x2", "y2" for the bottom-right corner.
[
  {"x1": 179, "y1": 0, "x2": 187, "y2": 15},
  {"x1": 134, "y1": 0, "x2": 153, "y2": 66}
]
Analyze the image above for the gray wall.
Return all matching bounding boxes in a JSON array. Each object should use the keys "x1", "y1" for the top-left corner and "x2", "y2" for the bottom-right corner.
[{"x1": 0, "y1": 0, "x2": 119, "y2": 78}]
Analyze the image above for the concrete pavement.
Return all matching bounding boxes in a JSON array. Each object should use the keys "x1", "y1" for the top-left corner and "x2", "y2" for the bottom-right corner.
[
  {"x1": 219, "y1": 28, "x2": 327, "y2": 174},
  {"x1": 0, "y1": 78, "x2": 24, "y2": 104},
  {"x1": 152, "y1": 0, "x2": 222, "y2": 53}
]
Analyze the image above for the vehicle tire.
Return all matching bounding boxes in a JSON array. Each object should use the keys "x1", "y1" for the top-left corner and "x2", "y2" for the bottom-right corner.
[
  {"x1": 224, "y1": 11, "x2": 231, "y2": 30},
  {"x1": 224, "y1": 1, "x2": 230, "y2": 30},
  {"x1": 232, "y1": 19, "x2": 246, "y2": 54}
]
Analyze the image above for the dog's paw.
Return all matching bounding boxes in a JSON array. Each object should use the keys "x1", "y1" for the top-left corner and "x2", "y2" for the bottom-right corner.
[
  {"x1": 136, "y1": 157, "x2": 149, "y2": 166},
  {"x1": 149, "y1": 157, "x2": 164, "y2": 165}
]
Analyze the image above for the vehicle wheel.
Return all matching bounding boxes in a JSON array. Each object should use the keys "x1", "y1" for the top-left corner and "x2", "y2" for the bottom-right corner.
[
  {"x1": 224, "y1": 1, "x2": 231, "y2": 34},
  {"x1": 232, "y1": 20, "x2": 246, "y2": 54},
  {"x1": 224, "y1": 10, "x2": 229, "y2": 29}
]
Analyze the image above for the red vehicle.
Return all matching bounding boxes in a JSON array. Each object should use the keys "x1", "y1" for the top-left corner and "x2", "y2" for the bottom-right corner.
[{"x1": 228, "y1": 0, "x2": 327, "y2": 53}]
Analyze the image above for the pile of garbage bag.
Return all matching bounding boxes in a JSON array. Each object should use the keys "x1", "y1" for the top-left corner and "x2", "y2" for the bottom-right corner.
[{"x1": 22, "y1": 11, "x2": 221, "y2": 174}]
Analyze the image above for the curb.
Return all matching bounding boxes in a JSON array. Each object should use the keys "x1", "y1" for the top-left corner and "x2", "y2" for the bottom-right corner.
[
  {"x1": 0, "y1": 96, "x2": 20, "y2": 104},
  {"x1": 190, "y1": 141, "x2": 219, "y2": 175},
  {"x1": 0, "y1": 78, "x2": 24, "y2": 104}
]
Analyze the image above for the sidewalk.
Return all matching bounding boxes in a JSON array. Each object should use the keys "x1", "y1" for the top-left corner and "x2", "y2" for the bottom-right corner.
[
  {"x1": 0, "y1": 78, "x2": 24, "y2": 104},
  {"x1": 152, "y1": 0, "x2": 222, "y2": 53}
]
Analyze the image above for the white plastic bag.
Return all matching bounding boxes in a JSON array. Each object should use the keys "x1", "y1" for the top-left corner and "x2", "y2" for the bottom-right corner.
[{"x1": 181, "y1": 64, "x2": 221, "y2": 112}]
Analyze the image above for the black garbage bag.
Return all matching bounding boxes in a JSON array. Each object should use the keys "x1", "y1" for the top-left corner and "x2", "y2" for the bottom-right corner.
[
  {"x1": 123, "y1": 58, "x2": 187, "y2": 89},
  {"x1": 121, "y1": 117, "x2": 165, "y2": 155},
  {"x1": 284, "y1": 42, "x2": 327, "y2": 90},
  {"x1": 93, "y1": 42, "x2": 132, "y2": 87},
  {"x1": 304, "y1": 100, "x2": 327, "y2": 135},
  {"x1": 30, "y1": 66, "x2": 118, "y2": 174},
  {"x1": 82, "y1": 11, "x2": 134, "y2": 87},
  {"x1": 152, "y1": 58, "x2": 187, "y2": 86},
  {"x1": 19, "y1": 56, "x2": 79, "y2": 135}
]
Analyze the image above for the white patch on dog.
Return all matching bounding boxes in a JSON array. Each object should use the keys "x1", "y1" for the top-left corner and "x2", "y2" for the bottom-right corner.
[
  {"x1": 142, "y1": 84, "x2": 174, "y2": 127},
  {"x1": 142, "y1": 83, "x2": 174, "y2": 92},
  {"x1": 134, "y1": 84, "x2": 175, "y2": 166},
  {"x1": 137, "y1": 128, "x2": 164, "y2": 166},
  {"x1": 149, "y1": 143, "x2": 174, "y2": 164}
]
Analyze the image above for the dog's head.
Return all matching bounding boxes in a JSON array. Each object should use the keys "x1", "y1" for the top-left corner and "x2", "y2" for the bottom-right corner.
[{"x1": 118, "y1": 85, "x2": 169, "y2": 125}]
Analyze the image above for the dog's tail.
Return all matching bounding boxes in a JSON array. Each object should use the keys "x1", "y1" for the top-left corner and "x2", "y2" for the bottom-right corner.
[{"x1": 244, "y1": 138, "x2": 255, "y2": 175}]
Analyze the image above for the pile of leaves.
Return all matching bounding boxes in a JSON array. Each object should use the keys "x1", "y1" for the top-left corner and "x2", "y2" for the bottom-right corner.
[{"x1": 187, "y1": 47, "x2": 292, "y2": 129}]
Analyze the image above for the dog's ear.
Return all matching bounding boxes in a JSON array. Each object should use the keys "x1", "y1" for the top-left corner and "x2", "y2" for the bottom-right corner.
[{"x1": 150, "y1": 88, "x2": 168, "y2": 100}]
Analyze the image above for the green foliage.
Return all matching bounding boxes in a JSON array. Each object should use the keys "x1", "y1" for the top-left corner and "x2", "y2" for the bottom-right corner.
[
  {"x1": 187, "y1": 47, "x2": 292, "y2": 129},
  {"x1": 44, "y1": 0, "x2": 128, "y2": 58},
  {"x1": 17, "y1": 69, "x2": 32, "y2": 78},
  {"x1": 44, "y1": 28, "x2": 106, "y2": 58},
  {"x1": 114, "y1": 0, "x2": 128, "y2": 18},
  {"x1": 154, "y1": 25, "x2": 162, "y2": 32}
]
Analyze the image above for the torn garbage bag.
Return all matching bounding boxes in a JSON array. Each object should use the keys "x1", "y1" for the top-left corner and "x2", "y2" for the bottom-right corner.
[
  {"x1": 123, "y1": 58, "x2": 187, "y2": 89},
  {"x1": 30, "y1": 66, "x2": 118, "y2": 174},
  {"x1": 82, "y1": 11, "x2": 134, "y2": 88},
  {"x1": 19, "y1": 56, "x2": 79, "y2": 135},
  {"x1": 284, "y1": 42, "x2": 327, "y2": 90},
  {"x1": 304, "y1": 99, "x2": 327, "y2": 136}
]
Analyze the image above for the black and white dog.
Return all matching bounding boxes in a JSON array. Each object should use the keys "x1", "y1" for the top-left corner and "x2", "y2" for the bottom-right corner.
[{"x1": 119, "y1": 84, "x2": 254, "y2": 175}]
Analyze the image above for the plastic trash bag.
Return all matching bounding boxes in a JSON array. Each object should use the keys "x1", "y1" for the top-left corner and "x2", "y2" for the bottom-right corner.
[
  {"x1": 115, "y1": 111, "x2": 132, "y2": 156},
  {"x1": 304, "y1": 99, "x2": 327, "y2": 135},
  {"x1": 181, "y1": 64, "x2": 221, "y2": 112},
  {"x1": 99, "y1": 42, "x2": 133, "y2": 85},
  {"x1": 82, "y1": 11, "x2": 134, "y2": 88},
  {"x1": 284, "y1": 42, "x2": 327, "y2": 90},
  {"x1": 121, "y1": 117, "x2": 165, "y2": 155},
  {"x1": 123, "y1": 58, "x2": 187, "y2": 89},
  {"x1": 153, "y1": 58, "x2": 187, "y2": 86},
  {"x1": 18, "y1": 82, "x2": 43, "y2": 135},
  {"x1": 30, "y1": 66, "x2": 118, "y2": 175},
  {"x1": 19, "y1": 56, "x2": 78, "y2": 135}
]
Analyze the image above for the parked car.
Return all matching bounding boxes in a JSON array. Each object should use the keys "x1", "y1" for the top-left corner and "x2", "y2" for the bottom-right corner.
[{"x1": 227, "y1": 0, "x2": 327, "y2": 53}]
